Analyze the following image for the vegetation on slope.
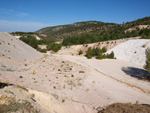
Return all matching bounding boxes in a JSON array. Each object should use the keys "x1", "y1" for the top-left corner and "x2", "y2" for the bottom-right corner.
[
  {"x1": 98, "y1": 103, "x2": 150, "y2": 113},
  {"x1": 11, "y1": 32, "x2": 39, "y2": 36},
  {"x1": 19, "y1": 36, "x2": 61, "y2": 53},
  {"x1": 36, "y1": 21, "x2": 117, "y2": 39},
  {"x1": 11, "y1": 32, "x2": 56, "y2": 41},
  {"x1": 36, "y1": 16, "x2": 150, "y2": 40},
  {"x1": 62, "y1": 30, "x2": 138, "y2": 46},
  {"x1": 140, "y1": 28, "x2": 150, "y2": 39},
  {"x1": 85, "y1": 46, "x2": 114, "y2": 59}
]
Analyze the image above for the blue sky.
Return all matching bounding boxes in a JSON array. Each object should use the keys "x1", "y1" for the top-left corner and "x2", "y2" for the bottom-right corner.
[{"x1": 0, "y1": 0, "x2": 150, "y2": 32}]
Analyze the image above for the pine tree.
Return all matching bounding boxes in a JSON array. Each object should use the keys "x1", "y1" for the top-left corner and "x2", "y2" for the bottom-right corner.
[
  {"x1": 97, "y1": 52, "x2": 103, "y2": 59},
  {"x1": 102, "y1": 46, "x2": 107, "y2": 53},
  {"x1": 109, "y1": 51, "x2": 114, "y2": 59},
  {"x1": 29, "y1": 37, "x2": 38, "y2": 49},
  {"x1": 144, "y1": 47, "x2": 150, "y2": 73}
]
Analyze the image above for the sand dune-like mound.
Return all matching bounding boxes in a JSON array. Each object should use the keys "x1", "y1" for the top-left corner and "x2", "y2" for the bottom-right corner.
[
  {"x1": 0, "y1": 32, "x2": 43, "y2": 60},
  {"x1": 106, "y1": 39, "x2": 150, "y2": 65}
]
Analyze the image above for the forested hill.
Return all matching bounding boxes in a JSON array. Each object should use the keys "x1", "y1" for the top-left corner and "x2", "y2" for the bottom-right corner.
[
  {"x1": 36, "y1": 21, "x2": 117, "y2": 39},
  {"x1": 36, "y1": 16, "x2": 150, "y2": 39}
]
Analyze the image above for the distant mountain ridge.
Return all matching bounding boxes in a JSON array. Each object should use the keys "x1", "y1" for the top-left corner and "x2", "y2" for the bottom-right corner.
[{"x1": 36, "y1": 16, "x2": 150, "y2": 39}]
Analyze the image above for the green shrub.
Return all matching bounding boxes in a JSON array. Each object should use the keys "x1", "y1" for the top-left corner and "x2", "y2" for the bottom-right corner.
[
  {"x1": 87, "y1": 54, "x2": 92, "y2": 59},
  {"x1": 78, "y1": 50, "x2": 83, "y2": 55},
  {"x1": 62, "y1": 100, "x2": 65, "y2": 102},
  {"x1": 102, "y1": 46, "x2": 107, "y2": 53},
  {"x1": 97, "y1": 52, "x2": 103, "y2": 59},
  {"x1": 29, "y1": 37, "x2": 38, "y2": 49},
  {"x1": 19, "y1": 76, "x2": 23, "y2": 78},
  {"x1": 50, "y1": 43, "x2": 62, "y2": 52}
]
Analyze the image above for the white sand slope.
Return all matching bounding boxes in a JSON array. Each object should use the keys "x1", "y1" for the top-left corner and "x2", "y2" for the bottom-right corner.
[
  {"x1": 106, "y1": 39, "x2": 150, "y2": 66},
  {"x1": 0, "y1": 32, "x2": 43, "y2": 60}
]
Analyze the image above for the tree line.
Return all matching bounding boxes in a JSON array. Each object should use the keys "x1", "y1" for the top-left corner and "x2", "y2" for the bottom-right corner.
[
  {"x1": 11, "y1": 32, "x2": 39, "y2": 36},
  {"x1": 62, "y1": 30, "x2": 138, "y2": 46}
]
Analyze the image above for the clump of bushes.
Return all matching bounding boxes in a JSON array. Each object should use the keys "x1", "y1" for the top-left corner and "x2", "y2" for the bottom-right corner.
[
  {"x1": 85, "y1": 46, "x2": 114, "y2": 59},
  {"x1": 19, "y1": 36, "x2": 61, "y2": 53},
  {"x1": 50, "y1": 43, "x2": 62, "y2": 52}
]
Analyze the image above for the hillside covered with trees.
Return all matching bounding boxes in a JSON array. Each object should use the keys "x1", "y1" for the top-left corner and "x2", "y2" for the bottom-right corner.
[{"x1": 36, "y1": 16, "x2": 150, "y2": 40}]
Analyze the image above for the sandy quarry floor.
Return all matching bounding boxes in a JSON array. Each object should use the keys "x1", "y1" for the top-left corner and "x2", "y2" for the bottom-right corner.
[
  {"x1": 0, "y1": 33, "x2": 150, "y2": 113},
  {"x1": 0, "y1": 53, "x2": 150, "y2": 113}
]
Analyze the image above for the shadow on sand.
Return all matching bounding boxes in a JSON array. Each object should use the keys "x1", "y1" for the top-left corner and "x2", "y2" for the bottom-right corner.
[{"x1": 122, "y1": 67, "x2": 150, "y2": 81}]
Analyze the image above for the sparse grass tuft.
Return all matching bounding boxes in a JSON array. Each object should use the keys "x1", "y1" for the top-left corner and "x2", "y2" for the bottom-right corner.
[
  {"x1": 19, "y1": 76, "x2": 23, "y2": 78},
  {"x1": 62, "y1": 100, "x2": 65, "y2": 102}
]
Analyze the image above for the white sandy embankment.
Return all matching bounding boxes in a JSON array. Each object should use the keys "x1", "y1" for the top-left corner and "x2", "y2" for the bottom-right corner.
[
  {"x1": 0, "y1": 32, "x2": 43, "y2": 60},
  {"x1": 106, "y1": 39, "x2": 150, "y2": 66}
]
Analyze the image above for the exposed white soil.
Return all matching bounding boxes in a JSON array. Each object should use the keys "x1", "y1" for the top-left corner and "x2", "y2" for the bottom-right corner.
[
  {"x1": 106, "y1": 39, "x2": 150, "y2": 65},
  {"x1": 0, "y1": 32, "x2": 43, "y2": 60}
]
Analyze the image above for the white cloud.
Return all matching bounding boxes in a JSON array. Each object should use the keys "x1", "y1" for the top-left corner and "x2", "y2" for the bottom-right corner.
[
  {"x1": 0, "y1": 20, "x2": 50, "y2": 32},
  {"x1": 0, "y1": 9, "x2": 29, "y2": 17}
]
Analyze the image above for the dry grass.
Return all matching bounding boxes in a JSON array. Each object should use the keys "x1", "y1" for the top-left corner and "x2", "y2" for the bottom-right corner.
[
  {"x1": 0, "y1": 101, "x2": 39, "y2": 113},
  {"x1": 99, "y1": 103, "x2": 150, "y2": 113}
]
